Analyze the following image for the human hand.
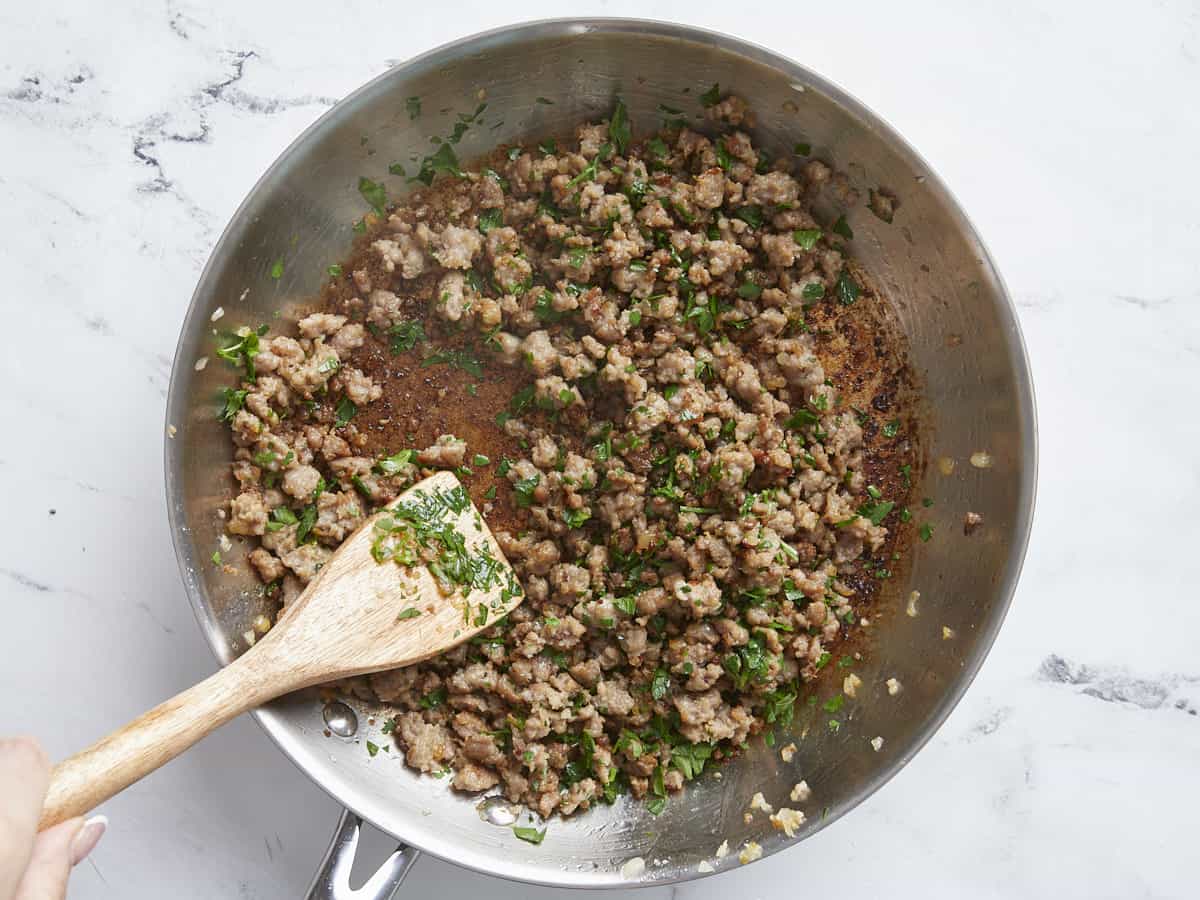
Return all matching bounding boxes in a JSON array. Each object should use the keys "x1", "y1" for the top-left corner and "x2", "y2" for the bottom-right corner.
[{"x1": 0, "y1": 738, "x2": 105, "y2": 900}]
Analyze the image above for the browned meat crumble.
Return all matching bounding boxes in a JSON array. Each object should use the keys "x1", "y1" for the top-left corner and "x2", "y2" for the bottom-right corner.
[{"x1": 216, "y1": 94, "x2": 920, "y2": 820}]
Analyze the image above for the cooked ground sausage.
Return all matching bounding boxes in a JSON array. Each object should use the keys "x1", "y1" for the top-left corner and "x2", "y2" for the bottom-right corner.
[{"x1": 216, "y1": 94, "x2": 919, "y2": 820}]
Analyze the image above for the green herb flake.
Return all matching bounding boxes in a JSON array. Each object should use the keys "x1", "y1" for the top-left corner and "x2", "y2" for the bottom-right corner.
[
  {"x1": 375, "y1": 449, "x2": 413, "y2": 476},
  {"x1": 836, "y1": 270, "x2": 861, "y2": 305},
  {"x1": 919, "y1": 523, "x2": 934, "y2": 542},
  {"x1": 802, "y1": 282, "x2": 825, "y2": 301},
  {"x1": 406, "y1": 97, "x2": 421, "y2": 120},
  {"x1": 327, "y1": 264, "x2": 343, "y2": 277},
  {"x1": 857, "y1": 499, "x2": 895, "y2": 526},
  {"x1": 650, "y1": 668, "x2": 671, "y2": 700},
  {"x1": 366, "y1": 741, "x2": 381, "y2": 757},
  {"x1": 396, "y1": 607, "x2": 422, "y2": 621},
  {"x1": 388, "y1": 162, "x2": 406, "y2": 176},
  {"x1": 358, "y1": 176, "x2": 387, "y2": 216},
  {"x1": 478, "y1": 208, "x2": 503, "y2": 233},
  {"x1": 218, "y1": 387, "x2": 248, "y2": 422},
  {"x1": 269, "y1": 258, "x2": 284, "y2": 280},
  {"x1": 608, "y1": 98, "x2": 631, "y2": 156},
  {"x1": 733, "y1": 205, "x2": 764, "y2": 229},
  {"x1": 832, "y1": 215, "x2": 854, "y2": 240},
  {"x1": 700, "y1": 83, "x2": 721, "y2": 107},
  {"x1": 737, "y1": 280, "x2": 762, "y2": 300},
  {"x1": 513, "y1": 825, "x2": 546, "y2": 845},
  {"x1": 793, "y1": 229, "x2": 822, "y2": 250},
  {"x1": 882, "y1": 419, "x2": 901, "y2": 438},
  {"x1": 513, "y1": 474, "x2": 540, "y2": 508},
  {"x1": 334, "y1": 396, "x2": 358, "y2": 428},
  {"x1": 794, "y1": 141, "x2": 812, "y2": 156}
]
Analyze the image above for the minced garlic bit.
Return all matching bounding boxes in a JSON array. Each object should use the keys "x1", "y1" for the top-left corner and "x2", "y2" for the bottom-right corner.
[
  {"x1": 210, "y1": 306, "x2": 225, "y2": 322},
  {"x1": 770, "y1": 807, "x2": 806, "y2": 838},
  {"x1": 242, "y1": 629, "x2": 256, "y2": 647},
  {"x1": 970, "y1": 451, "x2": 994, "y2": 469},
  {"x1": 715, "y1": 840, "x2": 730, "y2": 859},
  {"x1": 218, "y1": 534, "x2": 233, "y2": 553},
  {"x1": 906, "y1": 590, "x2": 920, "y2": 617},
  {"x1": 742, "y1": 812, "x2": 753, "y2": 824},
  {"x1": 843, "y1": 672, "x2": 863, "y2": 698},
  {"x1": 943, "y1": 625, "x2": 956, "y2": 640},
  {"x1": 937, "y1": 456, "x2": 955, "y2": 475},
  {"x1": 619, "y1": 857, "x2": 645, "y2": 879},
  {"x1": 697, "y1": 860, "x2": 715, "y2": 873},
  {"x1": 738, "y1": 841, "x2": 763, "y2": 864},
  {"x1": 194, "y1": 356, "x2": 209, "y2": 371},
  {"x1": 780, "y1": 742, "x2": 797, "y2": 762},
  {"x1": 870, "y1": 736, "x2": 884, "y2": 752},
  {"x1": 238, "y1": 288, "x2": 249, "y2": 302},
  {"x1": 790, "y1": 780, "x2": 811, "y2": 803},
  {"x1": 750, "y1": 792, "x2": 773, "y2": 814},
  {"x1": 886, "y1": 677, "x2": 902, "y2": 696},
  {"x1": 166, "y1": 424, "x2": 178, "y2": 439}
]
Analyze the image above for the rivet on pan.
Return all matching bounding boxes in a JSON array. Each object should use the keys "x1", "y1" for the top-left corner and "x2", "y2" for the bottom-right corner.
[
  {"x1": 476, "y1": 795, "x2": 520, "y2": 826},
  {"x1": 322, "y1": 700, "x2": 358, "y2": 738}
]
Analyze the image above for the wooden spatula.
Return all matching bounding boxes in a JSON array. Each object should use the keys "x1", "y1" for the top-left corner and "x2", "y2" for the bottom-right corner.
[{"x1": 39, "y1": 471, "x2": 521, "y2": 829}]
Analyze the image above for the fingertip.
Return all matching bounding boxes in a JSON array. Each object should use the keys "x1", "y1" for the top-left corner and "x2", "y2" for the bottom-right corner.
[
  {"x1": 70, "y1": 815, "x2": 107, "y2": 866},
  {"x1": 0, "y1": 736, "x2": 49, "y2": 770}
]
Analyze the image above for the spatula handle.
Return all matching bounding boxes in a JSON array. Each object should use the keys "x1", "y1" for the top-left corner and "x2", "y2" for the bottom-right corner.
[{"x1": 39, "y1": 650, "x2": 276, "y2": 829}]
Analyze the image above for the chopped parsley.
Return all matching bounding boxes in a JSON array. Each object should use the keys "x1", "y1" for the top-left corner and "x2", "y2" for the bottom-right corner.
[
  {"x1": 396, "y1": 607, "x2": 422, "y2": 621},
  {"x1": 375, "y1": 450, "x2": 413, "y2": 476},
  {"x1": 614, "y1": 595, "x2": 638, "y2": 616},
  {"x1": 513, "y1": 474, "x2": 540, "y2": 508},
  {"x1": 334, "y1": 396, "x2": 357, "y2": 428},
  {"x1": 421, "y1": 347, "x2": 484, "y2": 377},
  {"x1": 802, "y1": 282, "x2": 825, "y2": 301},
  {"x1": 793, "y1": 229, "x2": 822, "y2": 250},
  {"x1": 358, "y1": 176, "x2": 387, "y2": 216},
  {"x1": 857, "y1": 499, "x2": 894, "y2": 526},
  {"x1": 650, "y1": 668, "x2": 671, "y2": 700},
  {"x1": 836, "y1": 270, "x2": 861, "y2": 305},
  {"x1": 670, "y1": 742, "x2": 713, "y2": 780},
  {"x1": 386, "y1": 319, "x2": 426, "y2": 354},
  {"x1": 608, "y1": 98, "x2": 631, "y2": 156},
  {"x1": 413, "y1": 143, "x2": 463, "y2": 186},
  {"x1": 733, "y1": 205, "x2": 764, "y2": 229},
  {"x1": 737, "y1": 280, "x2": 762, "y2": 300},
  {"x1": 218, "y1": 387, "x2": 247, "y2": 422},
  {"x1": 478, "y1": 208, "x2": 503, "y2": 233},
  {"x1": 563, "y1": 507, "x2": 592, "y2": 529}
]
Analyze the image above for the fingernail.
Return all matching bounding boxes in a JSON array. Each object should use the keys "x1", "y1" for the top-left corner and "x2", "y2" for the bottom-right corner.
[{"x1": 70, "y1": 815, "x2": 107, "y2": 866}]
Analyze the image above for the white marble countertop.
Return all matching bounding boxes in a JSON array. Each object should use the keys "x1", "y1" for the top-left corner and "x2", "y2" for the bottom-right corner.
[{"x1": 3, "y1": 1, "x2": 1198, "y2": 897}]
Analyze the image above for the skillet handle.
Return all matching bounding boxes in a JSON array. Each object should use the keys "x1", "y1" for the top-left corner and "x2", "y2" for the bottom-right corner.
[{"x1": 305, "y1": 808, "x2": 419, "y2": 900}]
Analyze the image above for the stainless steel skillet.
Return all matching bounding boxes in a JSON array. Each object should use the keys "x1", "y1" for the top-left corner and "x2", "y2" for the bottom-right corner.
[{"x1": 164, "y1": 18, "x2": 1036, "y2": 897}]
